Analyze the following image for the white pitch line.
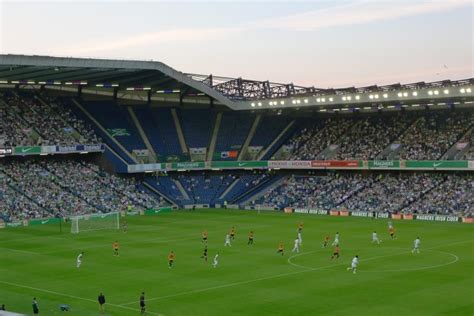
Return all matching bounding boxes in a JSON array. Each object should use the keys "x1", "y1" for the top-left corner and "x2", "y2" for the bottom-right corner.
[
  {"x1": 120, "y1": 239, "x2": 470, "y2": 306},
  {"x1": 287, "y1": 248, "x2": 459, "y2": 272},
  {"x1": 0, "y1": 280, "x2": 164, "y2": 316},
  {"x1": 0, "y1": 246, "x2": 39, "y2": 255}
]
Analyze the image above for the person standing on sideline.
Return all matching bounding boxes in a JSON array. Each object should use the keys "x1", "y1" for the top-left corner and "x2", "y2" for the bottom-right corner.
[
  {"x1": 140, "y1": 292, "x2": 146, "y2": 315},
  {"x1": 98, "y1": 292, "x2": 106, "y2": 314},
  {"x1": 32, "y1": 298, "x2": 39, "y2": 315}
]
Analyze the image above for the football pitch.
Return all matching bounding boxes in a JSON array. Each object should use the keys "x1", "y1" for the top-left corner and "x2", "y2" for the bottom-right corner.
[{"x1": 1, "y1": 209, "x2": 473, "y2": 316}]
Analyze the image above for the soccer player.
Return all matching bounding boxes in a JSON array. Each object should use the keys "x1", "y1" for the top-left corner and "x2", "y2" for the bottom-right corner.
[
  {"x1": 277, "y1": 242, "x2": 284, "y2": 256},
  {"x1": 389, "y1": 226, "x2": 396, "y2": 240},
  {"x1": 248, "y1": 231, "x2": 254, "y2": 245},
  {"x1": 322, "y1": 235, "x2": 330, "y2": 248},
  {"x1": 212, "y1": 253, "x2": 219, "y2": 268},
  {"x1": 230, "y1": 227, "x2": 236, "y2": 240},
  {"x1": 139, "y1": 292, "x2": 146, "y2": 315},
  {"x1": 122, "y1": 221, "x2": 128, "y2": 233},
  {"x1": 168, "y1": 251, "x2": 175, "y2": 268},
  {"x1": 202, "y1": 230, "x2": 208, "y2": 244},
  {"x1": 32, "y1": 298, "x2": 39, "y2": 315},
  {"x1": 201, "y1": 246, "x2": 208, "y2": 262},
  {"x1": 388, "y1": 221, "x2": 393, "y2": 229},
  {"x1": 292, "y1": 237, "x2": 300, "y2": 253},
  {"x1": 347, "y1": 255, "x2": 359, "y2": 274},
  {"x1": 113, "y1": 241, "x2": 120, "y2": 257},
  {"x1": 76, "y1": 252, "x2": 84, "y2": 268},
  {"x1": 331, "y1": 244, "x2": 340, "y2": 260},
  {"x1": 372, "y1": 231, "x2": 381, "y2": 245},
  {"x1": 332, "y1": 232, "x2": 340, "y2": 246},
  {"x1": 412, "y1": 237, "x2": 421, "y2": 254},
  {"x1": 98, "y1": 292, "x2": 106, "y2": 314},
  {"x1": 297, "y1": 222, "x2": 304, "y2": 233},
  {"x1": 297, "y1": 231, "x2": 303, "y2": 245},
  {"x1": 224, "y1": 234, "x2": 232, "y2": 247}
]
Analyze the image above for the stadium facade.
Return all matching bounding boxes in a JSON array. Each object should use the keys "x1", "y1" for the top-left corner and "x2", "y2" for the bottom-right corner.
[{"x1": 0, "y1": 54, "x2": 473, "y2": 224}]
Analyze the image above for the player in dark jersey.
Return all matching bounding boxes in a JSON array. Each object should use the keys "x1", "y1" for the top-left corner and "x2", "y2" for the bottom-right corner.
[{"x1": 139, "y1": 292, "x2": 145, "y2": 315}]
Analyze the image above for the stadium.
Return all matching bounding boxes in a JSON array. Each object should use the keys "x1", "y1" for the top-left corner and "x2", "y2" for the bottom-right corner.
[{"x1": 1, "y1": 2, "x2": 473, "y2": 316}]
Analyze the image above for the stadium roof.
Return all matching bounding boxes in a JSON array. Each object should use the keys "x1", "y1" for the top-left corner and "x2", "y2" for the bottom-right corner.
[{"x1": 0, "y1": 54, "x2": 473, "y2": 111}]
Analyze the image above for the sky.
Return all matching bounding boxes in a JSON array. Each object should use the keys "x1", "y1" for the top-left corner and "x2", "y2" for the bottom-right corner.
[{"x1": 0, "y1": 0, "x2": 472, "y2": 88}]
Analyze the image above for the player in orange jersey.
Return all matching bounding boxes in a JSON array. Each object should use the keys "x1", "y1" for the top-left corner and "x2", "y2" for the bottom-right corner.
[
  {"x1": 113, "y1": 241, "x2": 120, "y2": 257},
  {"x1": 277, "y1": 242, "x2": 284, "y2": 256},
  {"x1": 168, "y1": 251, "x2": 175, "y2": 268}
]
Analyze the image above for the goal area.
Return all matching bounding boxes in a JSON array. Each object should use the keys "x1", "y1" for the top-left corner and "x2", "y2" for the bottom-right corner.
[{"x1": 70, "y1": 212, "x2": 120, "y2": 234}]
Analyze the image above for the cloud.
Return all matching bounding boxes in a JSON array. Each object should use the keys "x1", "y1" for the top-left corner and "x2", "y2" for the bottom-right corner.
[
  {"x1": 256, "y1": 0, "x2": 472, "y2": 31},
  {"x1": 54, "y1": 0, "x2": 471, "y2": 55}
]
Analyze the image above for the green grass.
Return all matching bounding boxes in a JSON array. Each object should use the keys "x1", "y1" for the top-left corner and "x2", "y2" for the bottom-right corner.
[{"x1": 0, "y1": 209, "x2": 473, "y2": 316}]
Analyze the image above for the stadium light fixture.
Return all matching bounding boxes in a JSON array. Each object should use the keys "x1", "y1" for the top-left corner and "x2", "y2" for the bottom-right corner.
[
  {"x1": 257, "y1": 102, "x2": 262, "y2": 107},
  {"x1": 443, "y1": 89, "x2": 449, "y2": 94},
  {"x1": 374, "y1": 94, "x2": 379, "y2": 99},
  {"x1": 251, "y1": 103, "x2": 255, "y2": 107},
  {"x1": 369, "y1": 95, "x2": 374, "y2": 99},
  {"x1": 319, "y1": 109, "x2": 327, "y2": 112},
  {"x1": 280, "y1": 100, "x2": 285, "y2": 105},
  {"x1": 347, "y1": 96, "x2": 352, "y2": 101},
  {"x1": 355, "y1": 95, "x2": 360, "y2": 100},
  {"x1": 433, "y1": 90, "x2": 439, "y2": 95},
  {"x1": 383, "y1": 93, "x2": 388, "y2": 98},
  {"x1": 466, "y1": 88, "x2": 472, "y2": 93},
  {"x1": 328, "y1": 97, "x2": 333, "y2": 102},
  {"x1": 341, "y1": 108, "x2": 349, "y2": 111},
  {"x1": 342, "y1": 96, "x2": 347, "y2": 101},
  {"x1": 397, "y1": 92, "x2": 403, "y2": 97},
  {"x1": 460, "y1": 88, "x2": 466, "y2": 93},
  {"x1": 428, "y1": 90, "x2": 433, "y2": 96},
  {"x1": 363, "y1": 106, "x2": 371, "y2": 110},
  {"x1": 304, "y1": 99, "x2": 308, "y2": 104},
  {"x1": 0, "y1": 80, "x2": 8, "y2": 84},
  {"x1": 321, "y1": 98, "x2": 326, "y2": 102},
  {"x1": 412, "y1": 91, "x2": 418, "y2": 96},
  {"x1": 297, "y1": 99, "x2": 301, "y2": 104},
  {"x1": 387, "y1": 105, "x2": 395, "y2": 109},
  {"x1": 269, "y1": 101, "x2": 273, "y2": 106},
  {"x1": 403, "y1": 92, "x2": 408, "y2": 97},
  {"x1": 11, "y1": 80, "x2": 19, "y2": 84},
  {"x1": 316, "y1": 98, "x2": 321, "y2": 102},
  {"x1": 292, "y1": 100, "x2": 296, "y2": 104}
]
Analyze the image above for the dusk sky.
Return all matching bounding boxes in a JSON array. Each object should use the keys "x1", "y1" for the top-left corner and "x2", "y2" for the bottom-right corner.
[{"x1": 0, "y1": 0, "x2": 472, "y2": 88}]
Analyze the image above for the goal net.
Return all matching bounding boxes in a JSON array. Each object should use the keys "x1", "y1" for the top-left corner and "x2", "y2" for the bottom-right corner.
[{"x1": 70, "y1": 212, "x2": 120, "y2": 234}]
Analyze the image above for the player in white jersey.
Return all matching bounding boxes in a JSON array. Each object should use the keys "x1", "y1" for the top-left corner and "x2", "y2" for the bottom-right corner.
[
  {"x1": 224, "y1": 234, "x2": 232, "y2": 247},
  {"x1": 412, "y1": 237, "x2": 421, "y2": 254},
  {"x1": 76, "y1": 252, "x2": 84, "y2": 268},
  {"x1": 297, "y1": 231, "x2": 302, "y2": 245},
  {"x1": 292, "y1": 238, "x2": 300, "y2": 253},
  {"x1": 212, "y1": 253, "x2": 219, "y2": 268},
  {"x1": 372, "y1": 231, "x2": 381, "y2": 245},
  {"x1": 332, "y1": 232, "x2": 340, "y2": 246},
  {"x1": 346, "y1": 255, "x2": 359, "y2": 274},
  {"x1": 388, "y1": 221, "x2": 393, "y2": 230}
]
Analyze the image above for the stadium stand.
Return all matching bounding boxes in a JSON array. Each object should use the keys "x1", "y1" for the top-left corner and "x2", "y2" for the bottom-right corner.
[
  {"x1": 254, "y1": 172, "x2": 473, "y2": 217},
  {"x1": 0, "y1": 158, "x2": 164, "y2": 222},
  {"x1": 214, "y1": 112, "x2": 254, "y2": 160},
  {"x1": 0, "y1": 92, "x2": 101, "y2": 147}
]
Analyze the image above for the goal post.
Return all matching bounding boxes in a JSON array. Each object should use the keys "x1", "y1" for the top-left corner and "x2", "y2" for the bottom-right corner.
[{"x1": 70, "y1": 212, "x2": 120, "y2": 234}]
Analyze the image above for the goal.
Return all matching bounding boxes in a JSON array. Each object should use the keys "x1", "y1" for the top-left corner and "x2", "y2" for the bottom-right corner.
[{"x1": 70, "y1": 212, "x2": 120, "y2": 234}]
